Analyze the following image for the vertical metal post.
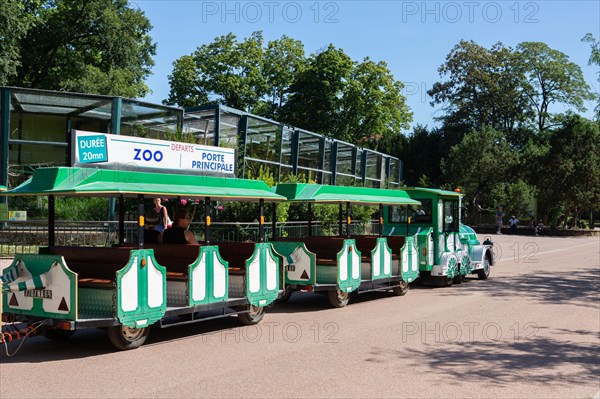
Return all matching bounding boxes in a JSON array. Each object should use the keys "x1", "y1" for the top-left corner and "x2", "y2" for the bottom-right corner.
[
  {"x1": 291, "y1": 129, "x2": 299, "y2": 176},
  {"x1": 118, "y1": 194, "x2": 125, "y2": 246},
  {"x1": 214, "y1": 105, "x2": 221, "y2": 146},
  {"x1": 137, "y1": 194, "x2": 144, "y2": 249},
  {"x1": 379, "y1": 204, "x2": 383, "y2": 236},
  {"x1": 271, "y1": 203, "x2": 277, "y2": 240},
  {"x1": 0, "y1": 88, "x2": 10, "y2": 189},
  {"x1": 346, "y1": 202, "x2": 351, "y2": 238},
  {"x1": 406, "y1": 206, "x2": 411, "y2": 236},
  {"x1": 307, "y1": 203, "x2": 313, "y2": 237},
  {"x1": 108, "y1": 97, "x2": 122, "y2": 223},
  {"x1": 258, "y1": 198, "x2": 265, "y2": 243},
  {"x1": 48, "y1": 195, "x2": 55, "y2": 247},
  {"x1": 338, "y1": 203, "x2": 343, "y2": 237},
  {"x1": 205, "y1": 197, "x2": 211, "y2": 245}
]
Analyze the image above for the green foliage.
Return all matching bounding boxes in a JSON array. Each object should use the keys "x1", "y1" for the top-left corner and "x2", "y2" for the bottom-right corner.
[
  {"x1": 517, "y1": 42, "x2": 593, "y2": 132},
  {"x1": 537, "y1": 116, "x2": 600, "y2": 225},
  {"x1": 429, "y1": 40, "x2": 593, "y2": 135},
  {"x1": 489, "y1": 179, "x2": 536, "y2": 218},
  {"x1": 282, "y1": 46, "x2": 412, "y2": 147},
  {"x1": 55, "y1": 197, "x2": 110, "y2": 220},
  {"x1": 582, "y1": 33, "x2": 600, "y2": 120},
  {"x1": 167, "y1": 34, "x2": 412, "y2": 149},
  {"x1": 167, "y1": 32, "x2": 267, "y2": 111},
  {"x1": 9, "y1": 0, "x2": 156, "y2": 97},
  {"x1": 0, "y1": 0, "x2": 34, "y2": 85},
  {"x1": 428, "y1": 40, "x2": 531, "y2": 134},
  {"x1": 441, "y1": 126, "x2": 516, "y2": 222}
]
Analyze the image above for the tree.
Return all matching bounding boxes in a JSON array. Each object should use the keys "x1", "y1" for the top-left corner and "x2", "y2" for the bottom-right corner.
[
  {"x1": 9, "y1": 0, "x2": 156, "y2": 98},
  {"x1": 536, "y1": 115, "x2": 600, "y2": 227},
  {"x1": 165, "y1": 55, "x2": 208, "y2": 108},
  {"x1": 0, "y1": 0, "x2": 36, "y2": 85},
  {"x1": 283, "y1": 46, "x2": 412, "y2": 145},
  {"x1": 441, "y1": 126, "x2": 516, "y2": 223},
  {"x1": 282, "y1": 44, "x2": 354, "y2": 137},
  {"x1": 582, "y1": 33, "x2": 600, "y2": 120},
  {"x1": 342, "y1": 58, "x2": 412, "y2": 148},
  {"x1": 517, "y1": 42, "x2": 593, "y2": 133},
  {"x1": 428, "y1": 40, "x2": 530, "y2": 134},
  {"x1": 167, "y1": 32, "x2": 268, "y2": 111},
  {"x1": 260, "y1": 35, "x2": 306, "y2": 119}
]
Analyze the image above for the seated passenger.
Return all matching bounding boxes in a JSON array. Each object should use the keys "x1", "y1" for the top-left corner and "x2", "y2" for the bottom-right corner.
[{"x1": 159, "y1": 209, "x2": 199, "y2": 245}]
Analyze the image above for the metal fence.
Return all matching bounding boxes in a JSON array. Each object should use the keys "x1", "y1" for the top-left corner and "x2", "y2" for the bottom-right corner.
[{"x1": 0, "y1": 220, "x2": 378, "y2": 256}]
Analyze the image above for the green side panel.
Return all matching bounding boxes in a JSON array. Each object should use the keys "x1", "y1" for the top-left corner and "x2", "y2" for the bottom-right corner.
[
  {"x1": 245, "y1": 243, "x2": 280, "y2": 307},
  {"x1": 78, "y1": 287, "x2": 113, "y2": 319},
  {"x1": 460, "y1": 251, "x2": 473, "y2": 275},
  {"x1": 316, "y1": 265, "x2": 338, "y2": 283},
  {"x1": 371, "y1": 238, "x2": 393, "y2": 280},
  {"x1": 189, "y1": 245, "x2": 229, "y2": 306},
  {"x1": 459, "y1": 224, "x2": 480, "y2": 246},
  {"x1": 400, "y1": 236, "x2": 420, "y2": 283},
  {"x1": 271, "y1": 241, "x2": 316, "y2": 286},
  {"x1": 116, "y1": 249, "x2": 166, "y2": 328},
  {"x1": 416, "y1": 228, "x2": 434, "y2": 272},
  {"x1": 446, "y1": 256, "x2": 459, "y2": 279},
  {"x1": 2, "y1": 255, "x2": 77, "y2": 320},
  {"x1": 336, "y1": 240, "x2": 361, "y2": 293}
]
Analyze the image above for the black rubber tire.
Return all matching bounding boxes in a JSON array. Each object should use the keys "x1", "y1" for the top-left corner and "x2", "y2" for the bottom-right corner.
[
  {"x1": 392, "y1": 280, "x2": 409, "y2": 296},
  {"x1": 477, "y1": 258, "x2": 491, "y2": 280},
  {"x1": 43, "y1": 329, "x2": 75, "y2": 341},
  {"x1": 276, "y1": 289, "x2": 293, "y2": 303},
  {"x1": 238, "y1": 305, "x2": 265, "y2": 325},
  {"x1": 327, "y1": 288, "x2": 350, "y2": 308},
  {"x1": 442, "y1": 276, "x2": 454, "y2": 287},
  {"x1": 107, "y1": 325, "x2": 149, "y2": 350}
]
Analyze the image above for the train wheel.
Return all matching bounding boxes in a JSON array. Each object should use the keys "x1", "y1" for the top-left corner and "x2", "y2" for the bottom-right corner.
[
  {"x1": 442, "y1": 276, "x2": 454, "y2": 287},
  {"x1": 276, "y1": 289, "x2": 293, "y2": 303},
  {"x1": 238, "y1": 304, "x2": 265, "y2": 325},
  {"x1": 107, "y1": 325, "x2": 149, "y2": 350},
  {"x1": 327, "y1": 288, "x2": 350, "y2": 308},
  {"x1": 44, "y1": 329, "x2": 75, "y2": 341},
  {"x1": 392, "y1": 280, "x2": 409, "y2": 296},
  {"x1": 477, "y1": 258, "x2": 490, "y2": 280}
]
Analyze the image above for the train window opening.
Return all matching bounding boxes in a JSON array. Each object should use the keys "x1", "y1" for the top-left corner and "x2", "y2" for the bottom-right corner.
[
  {"x1": 388, "y1": 199, "x2": 432, "y2": 224},
  {"x1": 443, "y1": 200, "x2": 459, "y2": 232}
]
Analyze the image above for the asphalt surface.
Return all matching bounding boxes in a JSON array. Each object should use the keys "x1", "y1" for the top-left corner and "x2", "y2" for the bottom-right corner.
[{"x1": 1, "y1": 234, "x2": 599, "y2": 398}]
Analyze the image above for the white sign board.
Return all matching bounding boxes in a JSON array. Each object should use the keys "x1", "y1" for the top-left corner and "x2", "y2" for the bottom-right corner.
[{"x1": 71, "y1": 130, "x2": 235, "y2": 177}]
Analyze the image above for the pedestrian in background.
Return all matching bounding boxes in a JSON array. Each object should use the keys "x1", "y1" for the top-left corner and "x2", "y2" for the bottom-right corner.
[
  {"x1": 495, "y1": 206, "x2": 505, "y2": 235},
  {"x1": 509, "y1": 215, "x2": 519, "y2": 234}
]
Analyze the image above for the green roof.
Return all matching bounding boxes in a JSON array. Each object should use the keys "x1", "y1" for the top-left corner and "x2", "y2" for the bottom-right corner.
[
  {"x1": 274, "y1": 183, "x2": 421, "y2": 205},
  {"x1": 5, "y1": 167, "x2": 285, "y2": 202},
  {"x1": 404, "y1": 187, "x2": 464, "y2": 198}
]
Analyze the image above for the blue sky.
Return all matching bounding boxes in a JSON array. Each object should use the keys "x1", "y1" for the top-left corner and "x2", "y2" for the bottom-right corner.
[{"x1": 136, "y1": 0, "x2": 600, "y2": 131}]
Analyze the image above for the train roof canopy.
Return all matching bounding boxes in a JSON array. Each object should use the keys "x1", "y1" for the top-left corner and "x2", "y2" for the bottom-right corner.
[
  {"x1": 5, "y1": 167, "x2": 286, "y2": 202},
  {"x1": 403, "y1": 187, "x2": 464, "y2": 198},
  {"x1": 273, "y1": 183, "x2": 421, "y2": 206}
]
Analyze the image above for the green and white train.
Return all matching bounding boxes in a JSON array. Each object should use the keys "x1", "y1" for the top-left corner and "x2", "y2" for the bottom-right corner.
[{"x1": 1, "y1": 150, "x2": 495, "y2": 352}]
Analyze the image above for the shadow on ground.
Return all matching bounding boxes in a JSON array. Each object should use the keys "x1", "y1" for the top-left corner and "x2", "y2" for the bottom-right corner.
[
  {"x1": 365, "y1": 328, "x2": 600, "y2": 387},
  {"x1": 434, "y1": 268, "x2": 600, "y2": 309}
]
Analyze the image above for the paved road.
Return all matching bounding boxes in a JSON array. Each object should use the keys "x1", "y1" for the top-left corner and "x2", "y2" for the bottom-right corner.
[{"x1": 1, "y1": 235, "x2": 599, "y2": 398}]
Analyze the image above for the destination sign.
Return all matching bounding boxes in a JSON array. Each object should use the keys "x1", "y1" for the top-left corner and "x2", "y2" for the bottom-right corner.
[{"x1": 71, "y1": 130, "x2": 236, "y2": 177}]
